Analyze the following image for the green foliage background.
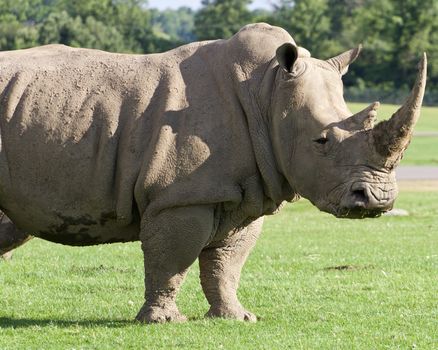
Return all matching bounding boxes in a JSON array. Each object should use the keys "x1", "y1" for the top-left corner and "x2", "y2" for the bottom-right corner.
[{"x1": 0, "y1": 0, "x2": 437, "y2": 103}]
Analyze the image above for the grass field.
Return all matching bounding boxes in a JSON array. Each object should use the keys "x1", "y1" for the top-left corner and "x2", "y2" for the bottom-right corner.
[
  {"x1": 1, "y1": 190, "x2": 437, "y2": 349},
  {"x1": 349, "y1": 103, "x2": 438, "y2": 165}
]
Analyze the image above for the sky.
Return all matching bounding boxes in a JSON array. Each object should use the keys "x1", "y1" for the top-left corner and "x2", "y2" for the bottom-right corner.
[{"x1": 147, "y1": 0, "x2": 275, "y2": 11}]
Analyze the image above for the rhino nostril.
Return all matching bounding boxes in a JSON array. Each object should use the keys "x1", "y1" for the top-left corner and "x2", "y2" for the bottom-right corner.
[{"x1": 352, "y1": 188, "x2": 368, "y2": 206}]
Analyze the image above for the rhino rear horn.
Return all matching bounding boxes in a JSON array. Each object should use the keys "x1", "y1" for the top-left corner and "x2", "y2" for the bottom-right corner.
[
  {"x1": 326, "y1": 45, "x2": 362, "y2": 75},
  {"x1": 371, "y1": 53, "x2": 427, "y2": 168},
  {"x1": 343, "y1": 102, "x2": 380, "y2": 131}
]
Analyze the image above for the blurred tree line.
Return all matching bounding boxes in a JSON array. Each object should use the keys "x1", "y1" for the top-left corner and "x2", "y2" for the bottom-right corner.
[{"x1": 0, "y1": 0, "x2": 436, "y2": 103}]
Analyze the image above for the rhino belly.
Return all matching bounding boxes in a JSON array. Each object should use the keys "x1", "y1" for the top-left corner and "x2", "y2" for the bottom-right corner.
[
  {"x1": 4, "y1": 206, "x2": 141, "y2": 246},
  {"x1": 35, "y1": 213, "x2": 141, "y2": 246}
]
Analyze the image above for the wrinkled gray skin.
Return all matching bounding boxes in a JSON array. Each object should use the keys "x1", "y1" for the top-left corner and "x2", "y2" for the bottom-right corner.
[{"x1": 0, "y1": 23, "x2": 427, "y2": 322}]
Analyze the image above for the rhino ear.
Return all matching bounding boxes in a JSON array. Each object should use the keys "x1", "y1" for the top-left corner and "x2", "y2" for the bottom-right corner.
[{"x1": 276, "y1": 43, "x2": 298, "y2": 73}]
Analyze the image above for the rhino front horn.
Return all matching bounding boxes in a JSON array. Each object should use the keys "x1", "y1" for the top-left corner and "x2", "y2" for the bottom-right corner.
[{"x1": 372, "y1": 53, "x2": 427, "y2": 168}]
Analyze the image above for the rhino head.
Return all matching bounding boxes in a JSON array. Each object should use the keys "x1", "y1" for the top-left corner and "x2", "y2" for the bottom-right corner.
[{"x1": 270, "y1": 43, "x2": 427, "y2": 218}]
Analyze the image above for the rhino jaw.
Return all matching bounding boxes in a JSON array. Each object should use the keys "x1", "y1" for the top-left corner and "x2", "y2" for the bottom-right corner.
[{"x1": 371, "y1": 53, "x2": 427, "y2": 169}]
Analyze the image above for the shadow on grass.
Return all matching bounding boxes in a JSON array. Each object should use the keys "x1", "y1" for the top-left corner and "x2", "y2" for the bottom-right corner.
[
  {"x1": 0, "y1": 316, "x2": 219, "y2": 328},
  {"x1": 0, "y1": 317, "x2": 134, "y2": 329}
]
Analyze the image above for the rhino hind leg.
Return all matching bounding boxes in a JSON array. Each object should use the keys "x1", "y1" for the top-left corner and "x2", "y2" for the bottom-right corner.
[
  {"x1": 199, "y1": 217, "x2": 263, "y2": 322},
  {"x1": 135, "y1": 205, "x2": 214, "y2": 323},
  {"x1": 0, "y1": 212, "x2": 31, "y2": 259}
]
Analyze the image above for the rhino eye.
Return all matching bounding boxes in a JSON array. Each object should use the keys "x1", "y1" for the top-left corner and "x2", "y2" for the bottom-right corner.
[{"x1": 314, "y1": 137, "x2": 329, "y2": 145}]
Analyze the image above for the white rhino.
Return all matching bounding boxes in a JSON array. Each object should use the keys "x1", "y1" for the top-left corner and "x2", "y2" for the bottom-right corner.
[{"x1": 0, "y1": 23, "x2": 427, "y2": 322}]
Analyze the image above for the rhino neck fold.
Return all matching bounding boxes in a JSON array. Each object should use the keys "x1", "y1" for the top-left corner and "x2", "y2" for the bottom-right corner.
[
  {"x1": 234, "y1": 66, "x2": 297, "y2": 205},
  {"x1": 219, "y1": 23, "x2": 301, "y2": 205}
]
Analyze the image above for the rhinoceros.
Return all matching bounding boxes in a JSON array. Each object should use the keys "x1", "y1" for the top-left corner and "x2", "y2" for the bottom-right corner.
[{"x1": 0, "y1": 23, "x2": 427, "y2": 322}]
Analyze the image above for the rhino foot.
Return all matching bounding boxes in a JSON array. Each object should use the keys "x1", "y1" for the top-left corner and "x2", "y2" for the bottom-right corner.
[
  {"x1": 135, "y1": 305, "x2": 188, "y2": 324},
  {"x1": 206, "y1": 304, "x2": 257, "y2": 322}
]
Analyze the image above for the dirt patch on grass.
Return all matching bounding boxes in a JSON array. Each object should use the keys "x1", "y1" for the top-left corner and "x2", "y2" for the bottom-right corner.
[{"x1": 324, "y1": 264, "x2": 375, "y2": 271}]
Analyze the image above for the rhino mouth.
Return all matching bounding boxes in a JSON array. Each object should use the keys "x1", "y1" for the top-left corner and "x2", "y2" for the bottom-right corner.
[
  {"x1": 335, "y1": 207, "x2": 386, "y2": 219},
  {"x1": 338, "y1": 183, "x2": 395, "y2": 219}
]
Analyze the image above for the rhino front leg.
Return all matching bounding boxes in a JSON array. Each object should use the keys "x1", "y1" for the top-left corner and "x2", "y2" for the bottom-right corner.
[
  {"x1": 199, "y1": 217, "x2": 263, "y2": 322},
  {"x1": 135, "y1": 205, "x2": 214, "y2": 323},
  {"x1": 0, "y1": 212, "x2": 31, "y2": 259}
]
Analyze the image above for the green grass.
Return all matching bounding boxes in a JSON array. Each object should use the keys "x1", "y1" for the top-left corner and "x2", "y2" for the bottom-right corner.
[
  {"x1": 399, "y1": 137, "x2": 438, "y2": 165},
  {"x1": 1, "y1": 191, "x2": 437, "y2": 349},
  {"x1": 349, "y1": 103, "x2": 438, "y2": 165}
]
